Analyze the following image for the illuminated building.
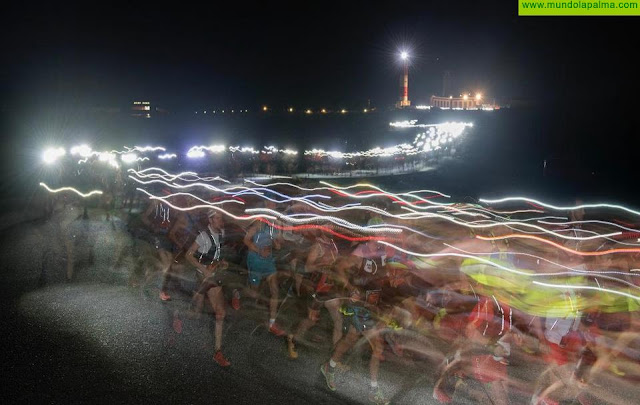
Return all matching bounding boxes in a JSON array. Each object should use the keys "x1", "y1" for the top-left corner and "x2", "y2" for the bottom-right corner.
[
  {"x1": 430, "y1": 94, "x2": 499, "y2": 110},
  {"x1": 131, "y1": 101, "x2": 167, "y2": 118}
]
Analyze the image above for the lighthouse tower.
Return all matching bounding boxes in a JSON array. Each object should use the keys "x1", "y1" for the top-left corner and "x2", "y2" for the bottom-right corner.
[{"x1": 396, "y1": 51, "x2": 411, "y2": 108}]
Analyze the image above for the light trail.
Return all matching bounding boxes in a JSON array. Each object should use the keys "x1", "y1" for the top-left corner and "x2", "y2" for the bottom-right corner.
[
  {"x1": 129, "y1": 176, "x2": 336, "y2": 206},
  {"x1": 141, "y1": 191, "x2": 243, "y2": 206},
  {"x1": 254, "y1": 218, "x2": 388, "y2": 242},
  {"x1": 136, "y1": 188, "x2": 275, "y2": 221},
  {"x1": 379, "y1": 241, "x2": 640, "y2": 296},
  {"x1": 538, "y1": 219, "x2": 640, "y2": 234},
  {"x1": 444, "y1": 243, "x2": 640, "y2": 289},
  {"x1": 532, "y1": 281, "x2": 640, "y2": 302},
  {"x1": 245, "y1": 208, "x2": 402, "y2": 234},
  {"x1": 376, "y1": 240, "x2": 536, "y2": 277},
  {"x1": 39, "y1": 182, "x2": 102, "y2": 198},
  {"x1": 498, "y1": 225, "x2": 640, "y2": 246},
  {"x1": 480, "y1": 197, "x2": 640, "y2": 217},
  {"x1": 400, "y1": 206, "x2": 622, "y2": 241},
  {"x1": 130, "y1": 168, "x2": 230, "y2": 183},
  {"x1": 477, "y1": 234, "x2": 640, "y2": 256}
]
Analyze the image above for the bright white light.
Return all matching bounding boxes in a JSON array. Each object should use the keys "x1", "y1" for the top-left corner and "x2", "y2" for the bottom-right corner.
[
  {"x1": 122, "y1": 153, "x2": 138, "y2": 163},
  {"x1": 208, "y1": 144, "x2": 226, "y2": 153},
  {"x1": 39, "y1": 182, "x2": 102, "y2": 198},
  {"x1": 158, "y1": 153, "x2": 177, "y2": 160},
  {"x1": 43, "y1": 147, "x2": 66, "y2": 164},
  {"x1": 415, "y1": 105, "x2": 431, "y2": 110},
  {"x1": 389, "y1": 120, "x2": 418, "y2": 128},
  {"x1": 400, "y1": 51, "x2": 409, "y2": 60},
  {"x1": 70, "y1": 144, "x2": 92, "y2": 158}
]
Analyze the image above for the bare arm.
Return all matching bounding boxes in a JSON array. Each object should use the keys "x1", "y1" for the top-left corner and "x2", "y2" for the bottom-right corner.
[
  {"x1": 186, "y1": 240, "x2": 209, "y2": 276},
  {"x1": 243, "y1": 222, "x2": 260, "y2": 253},
  {"x1": 304, "y1": 243, "x2": 322, "y2": 272}
]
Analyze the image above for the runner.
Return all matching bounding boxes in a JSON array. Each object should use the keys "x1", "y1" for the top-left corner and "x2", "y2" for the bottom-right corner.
[
  {"x1": 432, "y1": 291, "x2": 518, "y2": 405},
  {"x1": 321, "y1": 287, "x2": 390, "y2": 405},
  {"x1": 287, "y1": 231, "x2": 341, "y2": 358},
  {"x1": 244, "y1": 200, "x2": 287, "y2": 336},
  {"x1": 159, "y1": 202, "x2": 200, "y2": 301},
  {"x1": 186, "y1": 210, "x2": 233, "y2": 367}
]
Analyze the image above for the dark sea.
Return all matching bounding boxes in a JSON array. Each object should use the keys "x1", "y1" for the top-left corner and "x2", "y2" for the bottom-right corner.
[{"x1": 1, "y1": 106, "x2": 637, "y2": 208}]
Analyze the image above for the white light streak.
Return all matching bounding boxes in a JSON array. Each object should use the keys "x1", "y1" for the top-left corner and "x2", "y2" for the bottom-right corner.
[
  {"x1": 39, "y1": 182, "x2": 102, "y2": 198},
  {"x1": 480, "y1": 197, "x2": 640, "y2": 217}
]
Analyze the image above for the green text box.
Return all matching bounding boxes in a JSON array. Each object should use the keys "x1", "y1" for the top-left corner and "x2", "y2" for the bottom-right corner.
[{"x1": 519, "y1": 0, "x2": 640, "y2": 15}]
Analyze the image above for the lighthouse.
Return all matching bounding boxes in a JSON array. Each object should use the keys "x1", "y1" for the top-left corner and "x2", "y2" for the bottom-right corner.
[{"x1": 396, "y1": 51, "x2": 411, "y2": 108}]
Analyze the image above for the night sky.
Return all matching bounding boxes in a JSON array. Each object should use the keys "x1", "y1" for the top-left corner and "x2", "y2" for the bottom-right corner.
[
  {"x1": 2, "y1": 2, "x2": 639, "y2": 194},
  {"x1": 4, "y1": 3, "x2": 638, "y2": 110}
]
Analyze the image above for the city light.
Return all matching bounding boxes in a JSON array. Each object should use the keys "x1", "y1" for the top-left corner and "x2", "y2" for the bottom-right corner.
[
  {"x1": 288, "y1": 107, "x2": 294, "y2": 112},
  {"x1": 70, "y1": 144, "x2": 92, "y2": 158},
  {"x1": 400, "y1": 51, "x2": 409, "y2": 60},
  {"x1": 42, "y1": 147, "x2": 66, "y2": 164},
  {"x1": 121, "y1": 153, "x2": 138, "y2": 163},
  {"x1": 476, "y1": 93, "x2": 482, "y2": 100},
  {"x1": 262, "y1": 106, "x2": 268, "y2": 111}
]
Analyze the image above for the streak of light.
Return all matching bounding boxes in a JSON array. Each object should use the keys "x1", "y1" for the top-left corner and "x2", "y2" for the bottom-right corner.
[
  {"x1": 130, "y1": 168, "x2": 230, "y2": 183},
  {"x1": 39, "y1": 182, "x2": 102, "y2": 198},
  {"x1": 254, "y1": 218, "x2": 388, "y2": 242},
  {"x1": 532, "y1": 281, "x2": 640, "y2": 302},
  {"x1": 480, "y1": 197, "x2": 640, "y2": 217},
  {"x1": 538, "y1": 219, "x2": 640, "y2": 234},
  {"x1": 245, "y1": 208, "x2": 402, "y2": 234},
  {"x1": 400, "y1": 206, "x2": 621, "y2": 241},
  {"x1": 136, "y1": 188, "x2": 274, "y2": 221},
  {"x1": 477, "y1": 234, "x2": 640, "y2": 256}
]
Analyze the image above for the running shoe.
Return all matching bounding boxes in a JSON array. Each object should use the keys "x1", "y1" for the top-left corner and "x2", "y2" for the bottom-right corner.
[
  {"x1": 608, "y1": 363, "x2": 625, "y2": 376},
  {"x1": 320, "y1": 362, "x2": 336, "y2": 391},
  {"x1": 159, "y1": 291, "x2": 171, "y2": 301},
  {"x1": 369, "y1": 387, "x2": 390, "y2": 405},
  {"x1": 231, "y1": 289, "x2": 241, "y2": 311},
  {"x1": 287, "y1": 336, "x2": 298, "y2": 359},
  {"x1": 269, "y1": 322, "x2": 287, "y2": 337},
  {"x1": 533, "y1": 396, "x2": 559, "y2": 405},
  {"x1": 213, "y1": 350, "x2": 231, "y2": 367},
  {"x1": 432, "y1": 387, "x2": 452, "y2": 404}
]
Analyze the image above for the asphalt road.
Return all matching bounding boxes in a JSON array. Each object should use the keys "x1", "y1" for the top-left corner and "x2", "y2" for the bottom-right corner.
[{"x1": 0, "y1": 204, "x2": 636, "y2": 404}]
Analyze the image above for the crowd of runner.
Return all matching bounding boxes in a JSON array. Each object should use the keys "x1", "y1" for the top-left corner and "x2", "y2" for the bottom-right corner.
[{"x1": 41, "y1": 168, "x2": 640, "y2": 405}]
